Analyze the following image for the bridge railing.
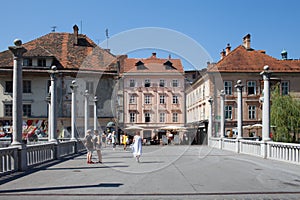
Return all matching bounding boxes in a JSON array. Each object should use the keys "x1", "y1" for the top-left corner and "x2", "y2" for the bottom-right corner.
[
  {"x1": 209, "y1": 137, "x2": 300, "y2": 165},
  {"x1": 0, "y1": 139, "x2": 86, "y2": 176},
  {"x1": 267, "y1": 141, "x2": 300, "y2": 164},
  {"x1": 0, "y1": 146, "x2": 19, "y2": 175}
]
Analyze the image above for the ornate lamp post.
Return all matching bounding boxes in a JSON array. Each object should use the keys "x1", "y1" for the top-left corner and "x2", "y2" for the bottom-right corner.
[
  {"x1": 70, "y1": 80, "x2": 78, "y2": 140},
  {"x1": 93, "y1": 96, "x2": 98, "y2": 131},
  {"x1": 220, "y1": 90, "x2": 225, "y2": 138},
  {"x1": 9, "y1": 39, "x2": 27, "y2": 146},
  {"x1": 84, "y1": 90, "x2": 89, "y2": 134},
  {"x1": 260, "y1": 65, "x2": 272, "y2": 141},
  {"x1": 208, "y1": 97, "x2": 213, "y2": 141},
  {"x1": 49, "y1": 66, "x2": 58, "y2": 142},
  {"x1": 235, "y1": 80, "x2": 244, "y2": 139}
]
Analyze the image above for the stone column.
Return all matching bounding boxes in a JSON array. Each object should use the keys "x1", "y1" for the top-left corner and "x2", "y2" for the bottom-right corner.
[
  {"x1": 260, "y1": 65, "x2": 272, "y2": 141},
  {"x1": 84, "y1": 90, "x2": 89, "y2": 134},
  {"x1": 46, "y1": 92, "x2": 51, "y2": 141},
  {"x1": 93, "y1": 96, "x2": 98, "y2": 131},
  {"x1": 235, "y1": 80, "x2": 244, "y2": 139},
  {"x1": 9, "y1": 39, "x2": 27, "y2": 146},
  {"x1": 49, "y1": 66, "x2": 58, "y2": 143},
  {"x1": 70, "y1": 80, "x2": 78, "y2": 140},
  {"x1": 208, "y1": 97, "x2": 213, "y2": 143},
  {"x1": 220, "y1": 90, "x2": 225, "y2": 138}
]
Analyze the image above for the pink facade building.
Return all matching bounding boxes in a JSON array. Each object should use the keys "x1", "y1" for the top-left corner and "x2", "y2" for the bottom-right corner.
[{"x1": 119, "y1": 53, "x2": 185, "y2": 142}]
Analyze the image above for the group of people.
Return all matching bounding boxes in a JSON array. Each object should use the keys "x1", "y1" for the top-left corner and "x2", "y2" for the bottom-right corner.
[{"x1": 84, "y1": 130, "x2": 143, "y2": 164}]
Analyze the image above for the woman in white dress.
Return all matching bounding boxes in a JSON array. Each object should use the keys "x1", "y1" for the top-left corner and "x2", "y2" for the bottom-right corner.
[{"x1": 132, "y1": 132, "x2": 142, "y2": 162}]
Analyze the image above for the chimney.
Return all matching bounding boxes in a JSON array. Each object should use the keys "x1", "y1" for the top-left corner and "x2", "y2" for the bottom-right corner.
[
  {"x1": 281, "y1": 49, "x2": 288, "y2": 60},
  {"x1": 151, "y1": 52, "x2": 157, "y2": 58},
  {"x1": 73, "y1": 25, "x2": 79, "y2": 45},
  {"x1": 225, "y1": 43, "x2": 231, "y2": 55},
  {"x1": 168, "y1": 54, "x2": 171, "y2": 59},
  {"x1": 243, "y1": 34, "x2": 251, "y2": 50},
  {"x1": 220, "y1": 49, "x2": 226, "y2": 59}
]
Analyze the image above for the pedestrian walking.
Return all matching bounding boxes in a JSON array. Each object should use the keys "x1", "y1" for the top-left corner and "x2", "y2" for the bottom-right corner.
[
  {"x1": 93, "y1": 130, "x2": 102, "y2": 163},
  {"x1": 132, "y1": 131, "x2": 142, "y2": 162},
  {"x1": 84, "y1": 129, "x2": 94, "y2": 164},
  {"x1": 101, "y1": 132, "x2": 107, "y2": 148},
  {"x1": 122, "y1": 132, "x2": 129, "y2": 150},
  {"x1": 111, "y1": 131, "x2": 117, "y2": 150}
]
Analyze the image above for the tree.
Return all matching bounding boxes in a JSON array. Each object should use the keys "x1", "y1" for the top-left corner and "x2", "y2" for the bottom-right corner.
[{"x1": 270, "y1": 86, "x2": 300, "y2": 143}]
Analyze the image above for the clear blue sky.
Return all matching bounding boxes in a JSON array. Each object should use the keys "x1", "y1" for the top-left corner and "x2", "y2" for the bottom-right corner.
[{"x1": 1, "y1": 0, "x2": 300, "y2": 70}]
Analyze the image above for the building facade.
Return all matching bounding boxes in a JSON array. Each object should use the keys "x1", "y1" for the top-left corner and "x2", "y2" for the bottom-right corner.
[
  {"x1": 119, "y1": 53, "x2": 185, "y2": 143},
  {"x1": 207, "y1": 34, "x2": 300, "y2": 138},
  {"x1": 0, "y1": 25, "x2": 119, "y2": 138}
]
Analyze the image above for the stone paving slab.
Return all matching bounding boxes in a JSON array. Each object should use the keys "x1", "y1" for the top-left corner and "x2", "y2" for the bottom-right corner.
[{"x1": 0, "y1": 145, "x2": 300, "y2": 200}]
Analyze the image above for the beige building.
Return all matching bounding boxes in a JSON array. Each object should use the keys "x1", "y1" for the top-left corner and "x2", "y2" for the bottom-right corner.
[
  {"x1": 118, "y1": 53, "x2": 185, "y2": 142},
  {"x1": 0, "y1": 25, "x2": 119, "y2": 137},
  {"x1": 207, "y1": 34, "x2": 300, "y2": 138}
]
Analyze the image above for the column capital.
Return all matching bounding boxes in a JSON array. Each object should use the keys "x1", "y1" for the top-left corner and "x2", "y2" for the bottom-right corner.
[
  {"x1": 70, "y1": 80, "x2": 78, "y2": 92},
  {"x1": 208, "y1": 96, "x2": 213, "y2": 104},
  {"x1": 260, "y1": 65, "x2": 272, "y2": 80},
  {"x1": 93, "y1": 96, "x2": 98, "y2": 102},
  {"x1": 234, "y1": 80, "x2": 244, "y2": 90},
  {"x1": 84, "y1": 90, "x2": 89, "y2": 97},
  {"x1": 220, "y1": 90, "x2": 225, "y2": 98},
  {"x1": 8, "y1": 39, "x2": 27, "y2": 57}
]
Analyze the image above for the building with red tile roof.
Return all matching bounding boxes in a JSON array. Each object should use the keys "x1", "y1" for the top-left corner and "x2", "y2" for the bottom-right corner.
[
  {"x1": 117, "y1": 53, "x2": 186, "y2": 144},
  {"x1": 0, "y1": 25, "x2": 120, "y2": 137},
  {"x1": 187, "y1": 34, "x2": 300, "y2": 140}
]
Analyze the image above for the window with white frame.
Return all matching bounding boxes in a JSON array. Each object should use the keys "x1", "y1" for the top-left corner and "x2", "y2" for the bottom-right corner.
[
  {"x1": 86, "y1": 81, "x2": 94, "y2": 93},
  {"x1": 5, "y1": 81, "x2": 13, "y2": 93},
  {"x1": 247, "y1": 81, "x2": 256, "y2": 95},
  {"x1": 144, "y1": 79, "x2": 151, "y2": 87},
  {"x1": 172, "y1": 112, "x2": 178, "y2": 122},
  {"x1": 145, "y1": 112, "x2": 151, "y2": 122},
  {"x1": 172, "y1": 79, "x2": 179, "y2": 87},
  {"x1": 145, "y1": 95, "x2": 151, "y2": 104},
  {"x1": 159, "y1": 112, "x2": 165, "y2": 123},
  {"x1": 38, "y1": 58, "x2": 46, "y2": 67},
  {"x1": 172, "y1": 95, "x2": 179, "y2": 104},
  {"x1": 4, "y1": 104, "x2": 12, "y2": 116},
  {"x1": 129, "y1": 112, "x2": 136, "y2": 122},
  {"x1": 23, "y1": 58, "x2": 32, "y2": 66},
  {"x1": 224, "y1": 81, "x2": 232, "y2": 95},
  {"x1": 281, "y1": 81, "x2": 289, "y2": 95},
  {"x1": 159, "y1": 79, "x2": 165, "y2": 87},
  {"x1": 23, "y1": 80, "x2": 32, "y2": 93},
  {"x1": 129, "y1": 95, "x2": 136, "y2": 104},
  {"x1": 129, "y1": 79, "x2": 135, "y2": 87},
  {"x1": 225, "y1": 105, "x2": 232, "y2": 119},
  {"x1": 160, "y1": 95, "x2": 165, "y2": 104},
  {"x1": 248, "y1": 105, "x2": 256, "y2": 119},
  {"x1": 23, "y1": 104, "x2": 31, "y2": 117}
]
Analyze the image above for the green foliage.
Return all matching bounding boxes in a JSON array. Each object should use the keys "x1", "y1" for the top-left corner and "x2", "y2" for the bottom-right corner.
[{"x1": 270, "y1": 86, "x2": 300, "y2": 142}]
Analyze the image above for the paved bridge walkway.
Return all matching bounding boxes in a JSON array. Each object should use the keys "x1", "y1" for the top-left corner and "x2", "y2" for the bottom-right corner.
[{"x1": 1, "y1": 145, "x2": 300, "y2": 200}]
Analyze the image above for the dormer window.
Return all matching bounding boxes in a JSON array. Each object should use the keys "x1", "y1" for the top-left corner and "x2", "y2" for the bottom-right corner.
[
  {"x1": 38, "y1": 59, "x2": 47, "y2": 67},
  {"x1": 164, "y1": 60, "x2": 174, "y2": 70},
  {"x1": 23, "y1": 58, "x2": 32, "y2": 66},
  {"x1": 135, "y1": 60, "x2": 146, "y2": 70}
]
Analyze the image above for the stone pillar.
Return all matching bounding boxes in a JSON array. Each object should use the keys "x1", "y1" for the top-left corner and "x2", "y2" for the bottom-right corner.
[
  {"x1": 260, "y1": 65, "x2": 272, "y2": 142},
  {"x1": 49, "y1": 66, "x2": 58, "y2": 143},
  {"x1": 235, "y1": 80, "x2": 244, "y2": 139},
  {"x1": 70, "y1": 80, "x2": 78, "y2": 141},
  {"x1": 46, "y1": 92, "x2": 51, "y2": 141},
  {"x1": 220, "y1": 90, "x2": 225, "y2": 138},
  {"x1": 208, "y1": 97, "x2": 213, "y2": 143},
  {"x1": 84, "y1": 90, "x2": 89, "y2": 134},
  {"x1": 93, "y1": 96, "x2": 98, "y2": 131},
  {"x1": 8, "y1": 39, "x2": 27, "y2": 146}
]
